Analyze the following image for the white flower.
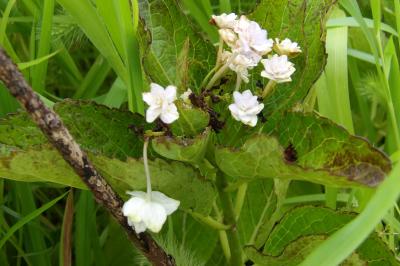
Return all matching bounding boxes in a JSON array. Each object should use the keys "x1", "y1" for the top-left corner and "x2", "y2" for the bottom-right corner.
[
  {"x1": 218, "y1": 29, "x2": 237, "y2": 47},
  {"x1": 261, "y1": 55, "x2": 296, "y2": 83},
  {"x1": 234, "y1": 16, "x2": 273, "y2": 56},
  {"x1": 212, "y1": 13, "x2": 237, "y2": 29},
  {"x1": 274, "y1": 38, "x2": 302, "y2": 56},
  {"x1": 229, "y1": 90, "x2": 264, "y2": 127},
  {"x1": 123, "y1": 191, "x2": 180, "y2": 233},
  {"x1": 142, "y1": 83, "x2": 179, "y2": 124},
  {"x1": 180, "y1": 88, "x2": 193, "y2": 103}
]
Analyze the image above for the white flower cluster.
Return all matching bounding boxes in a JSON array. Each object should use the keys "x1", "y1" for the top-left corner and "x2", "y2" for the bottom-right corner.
[
  {"x1": 123, "y1": 14, "x2": 303, "y2": 233},
  {"x1": 212, "y1": 13, "x2": 300, "y2": 84}
]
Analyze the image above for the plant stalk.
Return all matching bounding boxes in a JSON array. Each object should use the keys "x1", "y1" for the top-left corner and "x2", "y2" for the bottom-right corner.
[{"x1": 216, "y1": 173, "x2": 242, "y2": 266}]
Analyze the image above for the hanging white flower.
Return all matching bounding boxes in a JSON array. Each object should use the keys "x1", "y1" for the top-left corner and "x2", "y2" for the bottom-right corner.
[
  {"x1": 123, "y1": 191, "x2": 180, "y2": 233},
  {"x1": 274, "y1": 38, "x2": 302, "y2": 57},
  {"x1": 234, "y1": 16, "x2": 273, "y2": 56},
  {"x1": 211, "y1": 13, "x2": 237, "y2": 29},
  {"x1": 142, "y1": 83, "x2": 179, "y2": 124},
  {"x1": 261, "y1": 55, "x2": 296, "y2": 83},
  {"x1": 229, "y1": 90, "x2": 264, "y2": 127}
]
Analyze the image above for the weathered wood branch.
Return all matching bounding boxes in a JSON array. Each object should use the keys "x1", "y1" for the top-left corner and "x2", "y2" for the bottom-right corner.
[{"x1": 0, "y1": 48, "x2": 175, "y2": 266}]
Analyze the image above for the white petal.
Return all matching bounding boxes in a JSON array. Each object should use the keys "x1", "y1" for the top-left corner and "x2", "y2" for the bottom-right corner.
[
  {"x1": 151, "y1": 191, "x2": 180, "y2": 215},
  {"x1": 132, "y1": 221, "x2": 147, "y2": 233},
  {"x1": 160, "y1": 104, "x2": 179, "y2": 124},
  {"x1": 122, "y1": 197, "x2": 146, "y2": 223},
  {"x1": 228, "y1": 104, "x2": 241, "y2": 121},
  {"x1": 150, "y1": 83, "x2": 165, "y2": 94},
  {"x1": 146, "y1": 106, "x2": 161, "y2": 123},
  {"x1": 165, "y1": 85, "x2": 177, "y2": 103},
  {"x1": 127, "y1": 191, "x2": 147, "y2": 199},
  {"x1": 140, "y1": 202, "x2": 167, "y2": 233},
  {"x1": 142, "y1": 92, "x2": 155, "y2": 106}
]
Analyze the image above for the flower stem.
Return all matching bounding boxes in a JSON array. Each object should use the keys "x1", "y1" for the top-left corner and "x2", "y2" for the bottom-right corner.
[
  {"x1": 261, "y1": 80, "x2": 277, "y2": 98},
  {"x1": 216, "y1": 36, "x2": 224, "y2": 67},
  {"x1": 234, "y1": 74, "x2": 242, "y2": 91},
  {"x1": 190, "y1": 211, "x2": 230, "y2": 230},
  {"x1": 143, "y1": 138, "x2": 152, "y2": 200},
  {"x1": 234, "y1": 183, "x2": 248, "y2": 220},
  {"x1": 206, "y1": 52, "x2": 238, "y2": 90},
  {"x1": 217, "y1": 173, "x2": 242, "y2": 266}
]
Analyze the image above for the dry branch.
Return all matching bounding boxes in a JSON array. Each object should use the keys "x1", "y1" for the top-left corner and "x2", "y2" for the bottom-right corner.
[{"x1": 0, "y1": 48, "x2": 175, "y2": 266}]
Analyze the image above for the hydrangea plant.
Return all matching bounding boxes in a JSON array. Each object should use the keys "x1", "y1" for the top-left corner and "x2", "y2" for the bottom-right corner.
[{"x1": 0, "y1": 0, "x2": 397, "y2": 265}]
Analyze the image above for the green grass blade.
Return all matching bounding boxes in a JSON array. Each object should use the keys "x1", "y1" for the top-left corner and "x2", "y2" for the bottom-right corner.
[
  {"x1": 0, "y1": 191, "x2": 67, "y2": 249},
  {"x1": 73, "y1": 55, "x2": 111, "y2": 99},
  {"x1": 181, "y1": 0, "x2": 219, "y2": 42},
  {"x1": 75, "y1": 191, "x2": 94, "y2": 266},
  {"x1": 57, "y1": 0, "x2": 127, "y2": 84},
  {"x1": 0, "y1": 0, "x2": 16, "y2": 45},
  {"x1": 31, "y1": 0, "x2": 55, "y2": 94},
  {"x1": 219, "y1": 0, "x2": 231, "y2": 13},
  {"x1": 301, "y1": 161, "x2": 400, "y2": 266},
  {"x1": 17, "y1": 49, "x2": 60, "y2": 70}
]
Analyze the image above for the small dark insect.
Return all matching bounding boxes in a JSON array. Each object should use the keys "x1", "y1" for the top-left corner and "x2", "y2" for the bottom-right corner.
[
  {"x1": 256, "y1": 80, "x2": 264, "y2": 88},
  {"x1": 284, "y1": 143, "x2": 298, "y2": 163}
]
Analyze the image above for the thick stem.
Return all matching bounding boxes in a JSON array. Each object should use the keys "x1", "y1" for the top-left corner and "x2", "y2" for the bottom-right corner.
[
  {"x1": 143, "y1": 138, "x2": 152, "y2": 200},
  {"x1": 217, "y1": 174, "x2": 242, "y2": 266},
  {"x1": 261, "y1": 80, "x2": 277, "y2": 99},
  {"x1": 0, "y1": 48, "x2": 175, "y2": 266}
]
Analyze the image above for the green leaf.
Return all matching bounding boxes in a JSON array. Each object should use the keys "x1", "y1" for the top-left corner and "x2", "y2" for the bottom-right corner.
[
  {"x1": 0, "y1": 100, "x2": 216, "y2": 214},
  {"x1": 249, "y1": 0, "x2": 335, "y2": 125},
  {"x1": 152, "y1": 128, "x2": 212, "y2": 163},
  {"x1": 244, "y1": 206, "x2": 399, "y2": 266},
  {"x1": 0, "y1": 147, "x2": 215, "y2": 215},
  {"x1": 236, "y1": 179, "x2": 276, "y2": 245},
  {"x1": 138, "y1": 0, "x2": 216, "y2": 92},
  {"x1": 170, "y1": 103, "x2": 210, "y2": 137},
  {"x1": 95, "y1": 156, "x2": 216, "y2": 214},
  {"x1": 0, "y1": 147, "x2": 86, "y2": 189},
  {"x1": 162, "y1": 211, "x2": 219, "y2": 264},
  {"x1": 216, "y1": 112, "x2": 390, "y2": 188},
  {"x1": 0, "y1": 100, "x2": 147, "y2": 160}
]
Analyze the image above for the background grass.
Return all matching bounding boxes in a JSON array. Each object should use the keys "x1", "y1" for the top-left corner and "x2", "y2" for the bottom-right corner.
[{"x1": 1, "y1": 0, "x2": 400, "y2": 265}]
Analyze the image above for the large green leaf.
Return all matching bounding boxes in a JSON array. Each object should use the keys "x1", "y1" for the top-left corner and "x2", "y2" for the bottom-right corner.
[
  {"x1": 0, "y1": 101, "x2": 216, "y2": 215},
  {"x1": 0, "y1": 100, "x2": 147, "y2": 160},
  {"x1": 138, "y1": 0, "x2": 216, "y2": 92},
  {"x1": 215, "y1": 111, "x2": 390, "y2": 188},
  {"x1": 245, "y1": 206, "x2": 399, "y2": 266},
  {"x1": 0, "y1": 146, "x2": 215, "y2": 215},
  {"x1": 248, "y1": 0, "x2": 335, "y2": 127},
  {"x1": 95, "y1": 156, "x2": 216, "y2": 214}
]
